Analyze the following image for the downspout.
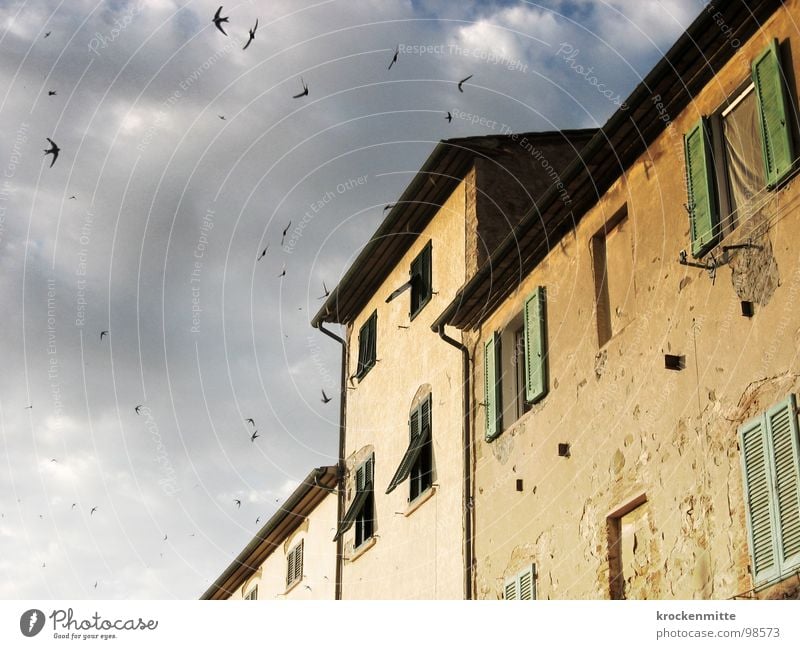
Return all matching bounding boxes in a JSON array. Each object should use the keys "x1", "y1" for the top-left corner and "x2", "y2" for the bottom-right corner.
[
  {"x1": 314, "y1": 321, "x2": 347, "y2": 601},
  {"x1": 436, "y1": 324, "x2": 473, "y2": 600}
]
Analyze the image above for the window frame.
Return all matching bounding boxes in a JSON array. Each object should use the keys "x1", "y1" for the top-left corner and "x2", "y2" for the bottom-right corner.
[
  {"x1": 243, "y1": 584, "x2": 258, "y2": 600},
  {"x1": 354, "y1": 311, "x2": 377, "y2": 381},
  {"x1": 504, "y1": 564, "x2": 536, "y2": 600},
  {"x1": 353, "y1": 457, "x2": 375, "y2": 549},
  {"x1": 409, "y1": 241, "x2": 433, "y2": 320}
]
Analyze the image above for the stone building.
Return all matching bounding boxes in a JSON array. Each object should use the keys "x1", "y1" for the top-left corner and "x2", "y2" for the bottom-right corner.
[
  {"x1": 201, "y1": 466, "x2": 337, "y2": 600},
  {"x1": 434, "y1": 0, "x2": 800, "y2": 599},
  {"x1": 312, "y1": 131, "x2": 594, "y2": 598}
]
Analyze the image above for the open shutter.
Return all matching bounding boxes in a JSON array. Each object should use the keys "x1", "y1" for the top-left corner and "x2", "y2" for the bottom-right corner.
[
  {"x1": 765, "y1": 395, "x2": 800, "y2": 574},
  {"x1": 484, "y1": 333, "x2": 501, "y2": 441},
  {"x1": 287, "y1": 548, "x2": 296, "y2": 586},
  {"x1": 739, "y1": 413, "x2": 779, "y2": 585},
  {"x1": 294, "y1": 541, "x2": 304, "y2": 583},
  {"x1": 753, "y1": 39, "x2": 795, "y2": 188},
  {"x1": 684, "y1": 118, "x2": 719, "y2": 257},
  {"x1": 524, "y1": 287, "x2": 548, "y2": 404},
  {"x1": 518, "y1": 565, "x2": 536, "y2": 600}
]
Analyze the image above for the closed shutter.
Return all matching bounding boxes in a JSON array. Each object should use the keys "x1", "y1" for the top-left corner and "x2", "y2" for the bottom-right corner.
[
  {"x1": 484, "y1": 333, "x2": 501, "y2": 441},
  {"x1": 294, "y1": 540, "x2": 304, "y2": 583},
  {"x1": 524, "y1": 287, "x2": 548, "y2": 404},
  {"x1": 504, "y1": 577, "x2": 518, "y2": 600},
  {"x1": 684, "y1": 118, "x2": 719, "y2": 257},
  {"x1": 753, "y1": 39, "x2": 794, "y2": 188},
  {"x1": 766, "y1": 396, "x2": 800, "y2": 574},
  {"x1": 739, "y1": 413, "x2": 779, "y2": 584},
  {"x1": 287, "y1": 549, "x2": 296, "y2": 586},
  {"x1": 518, "y1": 565, "x2": 536, "y2": 600}
]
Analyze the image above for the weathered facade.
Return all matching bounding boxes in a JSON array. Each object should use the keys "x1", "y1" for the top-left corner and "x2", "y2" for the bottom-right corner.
[
  {"x1": 313, "y1": 132, "x2": 593, "y2": 599},
  {"x1": 435, "y1": 0, "x2": 800, "y2": 599},
  {"x1": 201, "y1": 466, "x2": 337, "y2": 600}
]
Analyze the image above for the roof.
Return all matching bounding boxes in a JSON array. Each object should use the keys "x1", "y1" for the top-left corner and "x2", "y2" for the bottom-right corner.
[
  {"x1": 199, "y1": 465, "x2": 337, "y2": 600},
  {"x1": 433, "y1": 0, "x2": 782, "y2": 331},
  {"x1": 311, "y1": 129, "x2": 596, "y2": 327}
]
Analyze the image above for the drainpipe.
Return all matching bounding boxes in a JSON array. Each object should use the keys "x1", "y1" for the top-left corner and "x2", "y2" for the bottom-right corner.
[
  {"x1": 314, "y1": 321, "x2": 347, "y2": 601},
  {"x1": 436, "y1": 324, "x2": 473, "y2": 600}
]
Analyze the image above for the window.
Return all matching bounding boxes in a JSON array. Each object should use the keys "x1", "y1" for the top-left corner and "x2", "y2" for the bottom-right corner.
[
  {"x1": 739, "y1": 394, "x2": 800, "y2": 588},
  {"x1": 286, "y1": 540, "x2": 304, "y2": 588},
  {"x1": 607, "y1": 496, "x2": 653, "y2": 600},
  {"x1": 355, "y1": 311, "x2": 377, "y2": 380},
  {"x1": 243, "y1": 585, "x2": 258, "y2": 600},
  {"x1": 484, "y1": 287, "x2": 548, "y2": 441},
  {"x1": 386, "y1": 394, "x2": 433, "y2": 501},
  {"x1": 410, "y1": 241, "x2": 432, "y2": 318},
  {"x1": 504, "y1": 565, "x2": 536, "y2": 600},
  {"x1": 684, "y1": 39, "x2": 795, "y2": 258},
  {"x1": 591, "y1": 207, "x2": 634, "y2": 347},
  {"x1": 334, "y1": 455, "x2": 375, "y2": 549}
]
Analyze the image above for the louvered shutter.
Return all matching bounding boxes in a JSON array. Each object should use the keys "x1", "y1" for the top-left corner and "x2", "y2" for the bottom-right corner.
[
  {"x1": 287, "y1": 548, "x2": 296, "y2": 586},
  {"x1": 753, "y1": 39, "x2": 794, "y2": 188},
  {"x1": 739, "y1": 413, "x2": 779, "y2": 584},
  {"x1": 524, "y1": 287, "x2": 548, "y2": 404},
  {"x1": 766, "y1": 396, "x2": 800, "y2": 574},
  {"x1": 684, "y1": 118, "x2": 719, "y2": 257},
  {"x1": 484, "y1": 333, "x2": 501, "y2": 440},
  {"x1": 294, "y1": 541, "x2": 304, "y2": 583},
  {"x1": 504, "y1": 577, "x2": 518, "y2": 600},
  {"x1": 518, "y1": 565, "x2": 536, "y2": 600}
]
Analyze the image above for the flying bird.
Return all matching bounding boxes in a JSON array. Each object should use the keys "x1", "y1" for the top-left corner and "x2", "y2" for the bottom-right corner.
[
  {"x1": 135, "y1": 405, "x2": 143, "y2": 415},
  {"x1": 48, "y1": 90, "x2": 56, "y2": 96},
  {"x1": 250, "y1": 430, "x2": 260, "y2": 442},
  {"x1": 218, "y1": 114, "x2": 226, "y2": 120},
  {"x1": 24, "y1": 405, "x2": 33, "y2": 409},
  {"x1": 69, "y1": 195, "x2": 76, "y2": 200},
  {"x1": 388, "y1": 44, "x2": 399, "y2": 70},
  {"x1": 93, "y1": 581, "x2": 97, "y2": 589},
  {"x1": 446, "y1": 111, "x2": 452, "y2": 123},
  {"x1": 255, "y1": 517, "x2": 260, "y2": 525},
  {"x1": 50, "y1": 458, "x2": 57, "y2": 463},
  {"x1": 243, "y1": 19, "x2": 258, "y2": 50},
  {"x1": 321, "y1": 390, "x2": 331, "y2": 404},
  {"x1": 71, "y1": 503, "x2": 77, "y2": 509},
  {"x1": 163, "y1": 534, "x2": 168, "y2": 541},
  {"x1": 383, "y1": 204, "x2": 395, "y2": 212},
  {"x1": 458, "y1": 74, "x2": 473, "y2": 92},
  {"x1": 43, "y1": 138, "x2": 60, "y2": 167},
  {"x1": 292, "y1": 77, "x2": 308, "y2": 99},
  {"x1": 100, "y1": 330, "x2": 108, "y2": 341},
  {"x1": 278, "y1": 266, "x2": 286, "y2": 278},
  {"x1": 318, "y1": 281, "x2": 330, "y2": 299},
  {"x1": 212, "y1": 6, "x2": 229, "y2": 35},
  {"x1": 90, "y1": 507, "x2": 98, "y2": 516},
  {"x1": 245, "y1": 418, "x2": 255, "y2": 427},
  {"x1": 281, "y1": 221, "x2": 292, "y2": 246},
  {"x1": 44, "y1": 31, "x2": 51, "y2": 38},
  {"x1": 257, "y1": 245, "x2": 268, "y2": 261},
  {"x1": 234, "y1": 499, "x2": 241, "y2": 509}
]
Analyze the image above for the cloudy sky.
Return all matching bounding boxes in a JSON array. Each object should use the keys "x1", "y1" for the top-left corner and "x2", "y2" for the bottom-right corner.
[{"x1": 0, "y1": 0, "x2": 706, "y2": 599}]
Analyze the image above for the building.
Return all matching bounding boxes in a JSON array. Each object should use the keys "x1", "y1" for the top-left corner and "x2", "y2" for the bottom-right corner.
[
  {"x1": 312, "y1": 131, "x2": 594, "y2": 598},
  {"x1": 433, "y1": 0, "x2": 800, "y2": 599},
  {"x1": 201, "y1": 466, "x2": 337, "y2": 600}
]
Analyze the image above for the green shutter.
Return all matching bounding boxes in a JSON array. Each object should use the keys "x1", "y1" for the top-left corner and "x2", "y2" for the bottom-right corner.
[
  {"x1": 504, "y1": 577, "x2": 517, "y2": 600},
  {"x1": 753, "y1": 39, "x2": 795, "y2": 188},
  {"x1": 766, "y1": 395, "x2": 800, "y2": 574},
  {"x1": 524, "y1": 287, "x2": 548, "y2": 404},
  {"x1": 739, "y1": 413, "x2": 779, "y2": 585},
  {"x1": 684, "y1": 118, "x2": 719, "y2": 257},
  {"x1": 484, "y1": 333, "x2": 501, "y2": 441}
]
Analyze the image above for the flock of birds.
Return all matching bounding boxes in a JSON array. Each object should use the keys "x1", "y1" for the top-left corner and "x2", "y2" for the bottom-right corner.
[{"x1": 22, "y1": 2, "x2": 478, "y2": 595}]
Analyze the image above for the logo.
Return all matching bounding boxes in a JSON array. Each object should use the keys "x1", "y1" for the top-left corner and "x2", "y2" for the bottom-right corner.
[{"x1": 20, "y1": 609, "x2": 45, "y2": 637}]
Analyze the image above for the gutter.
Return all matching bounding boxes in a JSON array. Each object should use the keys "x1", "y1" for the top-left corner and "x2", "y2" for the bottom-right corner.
[
  {"x1": 313, "y1": 321, "x2": 347, "y2": 601},
  {"x1": 435, "y1": 323, "x2": 473, "y2": 600}
]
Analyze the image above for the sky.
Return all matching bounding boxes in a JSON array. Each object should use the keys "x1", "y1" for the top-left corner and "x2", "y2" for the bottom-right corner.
[{"x1": 0, "y1": 0, "x2": 706, "y2": 599}]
